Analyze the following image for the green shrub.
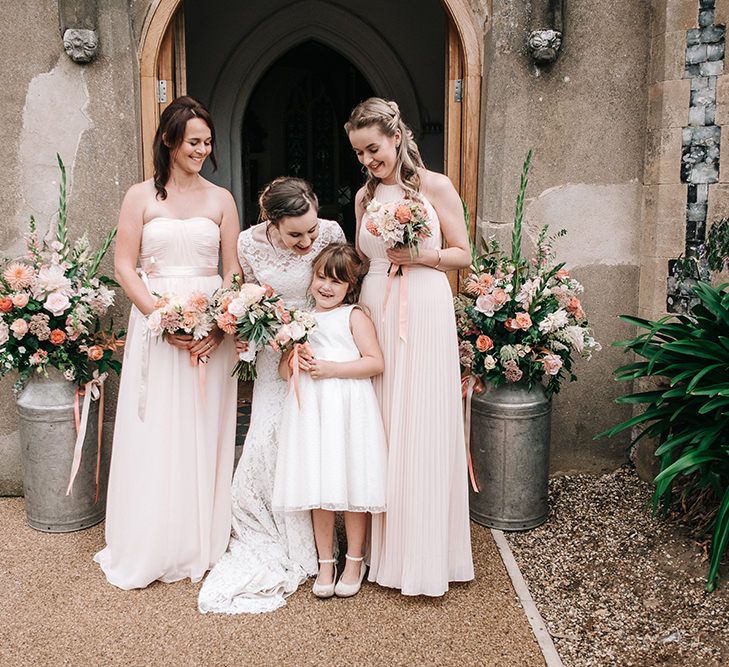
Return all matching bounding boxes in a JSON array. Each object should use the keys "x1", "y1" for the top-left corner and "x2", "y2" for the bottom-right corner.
[{"x1": 598, "y1": 282, "x2": 729, "y2": 591}]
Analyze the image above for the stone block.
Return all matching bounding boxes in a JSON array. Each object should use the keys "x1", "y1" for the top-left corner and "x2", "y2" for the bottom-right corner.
[
  {"x1": 700, "y1": 8, "x2": 716, "y2": 27},
  {"x1": 644, "y1": 128, "x2": 683, "y2": 184},
  {"x1": 716, "y1": 0, "x2": 729, "y2": 25},
  {"x1": 642, "y1": 184, "x2": 688, "y2": 258},
  {"x1": 654, "y1": 0, "x2": 700, "y2": 36},
  {"x1": 700, "y1": 24, "x2": 726, "y2": 43},
  {"x1": 638, "y1": 255, "x2": 673, "y2": 321},
  {"x1": 688, "y1": 105, "x2": 707, "y2": 125},
  {"x1": 686, "y1": 43, "x2": 708, "y2": 65},
  {"x1": 720, "y1": 136, "x2": 729, "y2": 179},
  {"x1": 700, "y1": 59, "x2": 725, "y2": 76},
  {"x1": 647, "y1": 80, "x2": 691, "y2": 128},
  {"x1": 708, "y1": 42, "x2": 726, "y2": 60},
  {"x1": 651, "y1": 31, "x2": 687, "y2": 83},
  {"x1": 715, "y1": 73, "x2": 729, "y2": 123},
  {"x1": 707, "y1": 182, "x2": 729, "y2": 219},
  {"x1": 691, "y1": 84, "x2": 717, "y2": 105}
]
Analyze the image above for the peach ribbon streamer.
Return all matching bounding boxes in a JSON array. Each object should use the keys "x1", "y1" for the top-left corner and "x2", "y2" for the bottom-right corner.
[
  {"x1": 382, "y1": 264, "x2": 409, "y2": 343},
  {"x1": 67, "y1": 371, "x2": 107, "y2": 501},
  {"x1": 287, "y1": 343, "x2": 303, "y2": 408},
  {"x1": 461, "y1": 374, "x2": 485, "y2": 494}
]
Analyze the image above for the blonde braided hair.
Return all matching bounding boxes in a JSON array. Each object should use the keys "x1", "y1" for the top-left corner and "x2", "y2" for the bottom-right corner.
[{"x1": 344, "y1": 98, "x2": 424, "y2": 207}]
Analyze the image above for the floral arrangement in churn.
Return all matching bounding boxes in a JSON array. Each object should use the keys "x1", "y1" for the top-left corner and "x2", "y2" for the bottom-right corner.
[
  {"x1": 455, "y1": 151, "x2": 600, "y2": 399},
  {"x1": 0, "y1": 156, "x2": 123, "y2": 389},
  {"x1": 0, "y1": 155, "x2": 123, "y2": 499}
]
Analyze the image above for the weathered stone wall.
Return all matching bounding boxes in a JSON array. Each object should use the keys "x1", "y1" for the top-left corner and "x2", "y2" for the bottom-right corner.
[
  {"x1": 479, "y1": 0, "x2": 651, "y2": 472},
  {"x1": 0, "y1": 0, "x2": 139, "y2": 494}
]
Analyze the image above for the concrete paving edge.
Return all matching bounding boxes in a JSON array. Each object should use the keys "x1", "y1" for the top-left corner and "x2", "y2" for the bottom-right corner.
[{"x1": 490, "y1": 528, "x2": 565, "y2": 667}]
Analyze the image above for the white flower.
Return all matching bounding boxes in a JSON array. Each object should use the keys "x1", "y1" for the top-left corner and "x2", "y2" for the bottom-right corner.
[
  {"x1": 238, "y1": 340, "x2": 257, "y2": 362},
  {"x1": 239, "y1": 284, "x2": 267, "y2": 308},
  {"x1": 0, "y1": 322, "x2": 8, "y2": 346},
  {"x1": 516, "y1": 278, "x2": 541, "y2": 308},
  {"x1": 558, "y1": 325, "x2": 587, "y2": 353},
  {"x1": 289, "y1": 321, "x2": 306, "y2": 341},
  {"x1": 146, "y1": 310, "x2": 163, "y2": 336},
  {"x1": 538, "y1": 308, "x2": 569, "y2": 334},
  {"x1": 34, "y1": 264, "x2": 71, "y2": 297},
  {"x1": 366, "y1": 198, "x2": 382, "y2": 214},
  {"x1": 44, "y1": 291, "x2": 71, "y2": 317},
  {"x1": 18, "y1": 346, "x2": 26, "y2": 354},
  {"x1": 474, "y1": 294, "x2": 497, "y2": 316},
  {"x1": 483, "y1": 354, "x2": 497, "y2": 371},
  {"x1": 227, "y1": 296, "x2": 248, "y2": 318},
  {"x1": 63, "y1": 368, "x2": 76, "y2": 381},
  {"x1": 292, "y1": 310, "x2": 316, "y2": 329}
]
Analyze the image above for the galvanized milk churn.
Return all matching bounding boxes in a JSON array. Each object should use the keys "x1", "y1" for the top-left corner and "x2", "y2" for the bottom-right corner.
[
  {"x1": 16, "y1": 368, "x2": 107, "y2": 532},
  {"x1": 468, "y1": 382, "x2": 551, "y2": 530}
]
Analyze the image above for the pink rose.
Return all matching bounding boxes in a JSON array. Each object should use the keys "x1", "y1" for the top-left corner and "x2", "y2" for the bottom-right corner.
[
  {"x1": 492, "y1": 288, "x2": 509, "y2": 306},
  {"x1": 476, "y1": 335, "x2": 494, "y2": 352},
  {"x1": 541, "y1": 354, "x2": 563, "y2": 376},
  {"x1": 12, "y1": 293, "x2": 29, "y2": 308},
  {"x1": 514, "y1": 312, "x2": 532, "y2": 330},
  {"x1": 44, "y1": 291, "x2": 71, "y2": 317},
  {"x1": 10, "y1": 318, "x2": 28, "y2": 339}
]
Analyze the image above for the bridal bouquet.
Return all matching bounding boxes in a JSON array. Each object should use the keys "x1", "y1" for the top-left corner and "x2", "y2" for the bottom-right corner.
[
  {"x1": 455, "y1": 151, "x2": 600, "y2": 398},
  {"x1": 146, "y1": 290, "x2": 215, "y2": 362},
  {"x1": 0, "y1": 155, "x2": 123, "y2": 390},
  {"x1": 365, "y1": 198, "x2": 432, "y2": 270},
  {"x1": 218, "y1": 282, "x2": 287, "y2": 380}
]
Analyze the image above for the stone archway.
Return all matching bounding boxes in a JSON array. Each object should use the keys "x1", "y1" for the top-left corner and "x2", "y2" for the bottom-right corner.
[{"x1": 138, "y1": 0, "x2": 485, "y2": 218}]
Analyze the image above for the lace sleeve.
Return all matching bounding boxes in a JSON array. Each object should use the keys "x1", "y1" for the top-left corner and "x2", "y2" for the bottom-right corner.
[{"x1": 237, "y1": 231, "x2": 259, "y2": 285}]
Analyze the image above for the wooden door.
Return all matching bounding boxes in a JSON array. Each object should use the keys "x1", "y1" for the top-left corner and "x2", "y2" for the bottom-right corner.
[
  {"x1": 444, "y1": 16, "x2": 481, "y2": 293},
  {"x1": 141, "y1": 5, "x2": 187, "y2": 178}
]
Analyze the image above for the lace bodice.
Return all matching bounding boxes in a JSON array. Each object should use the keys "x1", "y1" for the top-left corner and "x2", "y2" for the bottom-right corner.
[{"x1": 237, "y1": 219, "x2": 346, "y2": 309}]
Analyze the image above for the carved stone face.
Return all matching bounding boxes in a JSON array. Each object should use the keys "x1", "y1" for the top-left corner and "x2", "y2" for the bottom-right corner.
[
  {"x1": 63, "y1": 29, "x2": 99, "y2": 63},
  {"x1": 528, "y1": 29, "x2": 563, "y2": 65}
]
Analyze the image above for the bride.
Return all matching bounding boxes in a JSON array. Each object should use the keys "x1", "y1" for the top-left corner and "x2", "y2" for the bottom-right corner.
[{"x1": 198, "y1": 177, "x2": 345, "y2": 614}]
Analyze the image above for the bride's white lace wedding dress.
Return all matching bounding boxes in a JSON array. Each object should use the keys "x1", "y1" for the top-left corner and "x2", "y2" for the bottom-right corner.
[{"x1": 198, "y1": 218, "x2": 345, "y2": 614}]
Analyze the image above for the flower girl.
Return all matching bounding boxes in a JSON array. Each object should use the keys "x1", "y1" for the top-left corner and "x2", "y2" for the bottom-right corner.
[{"x1": 273, "y1": 242, "x2": 387, "y2": 598}]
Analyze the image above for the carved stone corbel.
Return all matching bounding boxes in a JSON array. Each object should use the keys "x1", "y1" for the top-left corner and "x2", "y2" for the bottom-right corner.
[
  {"x1": 58, "y1": 0, "x2": 99, "y2": 63},
  {"x1": 528, "y1": 0, "x2": 564, "y2": 65}
]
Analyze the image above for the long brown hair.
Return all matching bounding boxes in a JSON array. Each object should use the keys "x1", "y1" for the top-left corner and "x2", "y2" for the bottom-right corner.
[
  {"x1": 258, "y1": 177, "x2": 319, "y2": 244},
  {"x1": 344, "y1": 97, "x2": 424, "y2": 207},
  {"x1": 312, "y1": 242, "x2": 365, "y2": 304},
  {"x1": 152, "y1": 96, "x2": 217, "y2": 200}
]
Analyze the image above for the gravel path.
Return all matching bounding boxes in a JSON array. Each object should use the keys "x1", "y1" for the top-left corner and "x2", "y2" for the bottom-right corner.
[
  {"x1": 505, "y1": 467, "x2": 729, "y2": 667},
  {"x1": 0, "y1": 498, "x2": 542, "y2": 667}
]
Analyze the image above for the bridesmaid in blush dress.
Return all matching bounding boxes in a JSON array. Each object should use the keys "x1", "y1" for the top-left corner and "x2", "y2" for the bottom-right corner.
[
  {"x1": 346, "y1": 97, "x2": 474, "y2": 596},
  {"x1": 94, "y1": 97, "x2": 240, "y2": 589}
]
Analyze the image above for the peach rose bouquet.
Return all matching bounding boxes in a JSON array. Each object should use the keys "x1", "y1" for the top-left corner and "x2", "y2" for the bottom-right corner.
[
  {"x1": 455, "y1": 151, "x2": 599, "y2": 398},
  {"x1": 0, "y1": 155, "x2": 123, "y2": 391}
]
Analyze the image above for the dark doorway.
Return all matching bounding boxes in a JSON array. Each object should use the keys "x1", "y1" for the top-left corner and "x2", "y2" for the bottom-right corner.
[{"x1": 241, "y1": 41, "x2": 374, "y2": 240}]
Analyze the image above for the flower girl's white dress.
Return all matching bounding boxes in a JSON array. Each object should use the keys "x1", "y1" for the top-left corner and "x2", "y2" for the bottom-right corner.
[{"x1": 272, "y1": 305, "x2": 387, "y2": 513}]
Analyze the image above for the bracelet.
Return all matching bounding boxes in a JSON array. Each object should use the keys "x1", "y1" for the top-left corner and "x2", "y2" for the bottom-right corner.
[{"x1": 434, "y1": 248, "x2": 442, "y2": 269}]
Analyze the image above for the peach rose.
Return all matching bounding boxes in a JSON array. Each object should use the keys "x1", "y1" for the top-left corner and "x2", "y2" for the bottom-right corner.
[
  {"x1": 87, "y1": 345, "x2": 104, "y2": 361},
  {"x1": 541, "y1": 354, "x2": 563, "y2": 376},
  {"x1": 476, "y1": 335, "x2": 494, "y2": 352},
  {"x1": 394, "y1": 205, "x2": 412, "y2": 224},
  {"x1": 0, "y1": 297, "x2": 12, "y2": 313},
  {"x1": 49, "y1": 329, "x2": 66, "y2": 345},
  {"x1": 567, "y1": 296, "x2": 582, "y2": 313},
  {"x1": 492, "y1": 288, "x2": 509, "y2": 306},
  {"x1": 10, "y1": 318, "x2": 28, "y2": 338},
  {"x1": 12, "y1": 293, "x2": 29, "y2": 308},
  {"x1": 514, "y1": 312, "x2": 532, "y2": 330}
]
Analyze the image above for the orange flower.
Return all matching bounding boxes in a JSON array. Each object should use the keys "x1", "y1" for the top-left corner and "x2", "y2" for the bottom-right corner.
[
  {"x1": 476, "y1": 335, "x2": 494, "y2": 352},
  {"x1": 0, "y1": 297, "x2": 12, "y2": 312},
  {"x1": 567, "y1": 296, "x2": 582, "y2": 313},
  {"x1": 504, "y1": 318, "x2": 518, "y2": 332},
  {"x1": 263, "y1": 283, "x2": 275, "y2": 298},
  {"x1": 153, "y1": 295, "x2": 169, "y2": 309},
  {"x1": 365, "y1": 219, "x2": 381, "y2": 237},
  {"x1": 514, "y1": 312, "x2": 532, "y2": 330},
  {"x1": 394, "y1": 205, "x2": 412, "y2": 224},
  {"x1": 187, "y1": 291, "x2": 209, "y2": 313},
  {"x1": 87, "y1": 345, "x2": 104, "y2": 361},
  {"x1": 49, "y1": 329, "x2": 66, "y2": 345}
]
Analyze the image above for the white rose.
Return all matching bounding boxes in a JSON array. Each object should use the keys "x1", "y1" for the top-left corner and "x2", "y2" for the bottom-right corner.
[
  {"x1": 289, "y1": 321, "x2": 306, "y2": 341},
  {"x1": 227, "y1": 296, "x2": 248, "y2": 318},
  {"x1": 146, "y1": 310, "x2": 163, "y2": 336},
  {"x1": 238, "y1": 340, "x2": 257, "y2": 362},
  {"x1": 239, "y1": 284, "x2": 267, "y2": 308},
  {"x1": 44, "y1": 291, "x2": 71, "y2": 317},
  {"x1": 484, "y1": 355, "x2": 497, "y2": 371},
  {"x1": 366, "y1": 198, "x2": 382, "y2": 214}
]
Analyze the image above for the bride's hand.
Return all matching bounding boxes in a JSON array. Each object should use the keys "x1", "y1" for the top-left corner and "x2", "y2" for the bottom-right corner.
[
  {"x1": 189, "y1": 326, "x2": 224, "y2": 357},
  {"x1": 386, "y1": 246, "x2": 422, "y2": 266},
  {"x1": 235, "y1": 338, "x2": 249, "y2": 355}
]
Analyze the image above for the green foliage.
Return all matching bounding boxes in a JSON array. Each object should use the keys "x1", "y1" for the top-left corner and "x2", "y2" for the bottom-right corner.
[
  {"x1": 706, "y1": 217, "x2": 729, "y2": 273},
  {"x1": 598, "y1": 282, "x2": 729, "y2": 591}
]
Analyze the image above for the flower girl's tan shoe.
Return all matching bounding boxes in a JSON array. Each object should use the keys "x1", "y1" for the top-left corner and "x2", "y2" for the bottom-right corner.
[
  {"x1": 312, "y1": 558, "x2": 337, "y2": 598},
  {"x1": 334, "y1": 554, "x2": 367, "y2": 598}
]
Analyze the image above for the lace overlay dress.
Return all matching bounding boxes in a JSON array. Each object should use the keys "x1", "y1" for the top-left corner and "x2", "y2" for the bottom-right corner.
[{"x1": 197, "y1": 218, "x2": 345, "y2": 614}]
